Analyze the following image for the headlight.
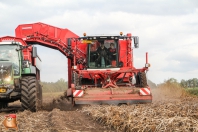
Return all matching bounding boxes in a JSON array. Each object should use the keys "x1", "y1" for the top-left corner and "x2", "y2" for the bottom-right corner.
[{"x1": 4, "y1": 76, "x2": 11, "y2": 82}]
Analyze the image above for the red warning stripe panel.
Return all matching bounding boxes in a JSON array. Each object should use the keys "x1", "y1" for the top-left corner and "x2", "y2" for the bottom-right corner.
[
  {"x1": 73, "y1": 90, "x2": 84, "y2": 97},
  {"x1": 140, "y1": 88, "x2": 151, "y2": 95}
]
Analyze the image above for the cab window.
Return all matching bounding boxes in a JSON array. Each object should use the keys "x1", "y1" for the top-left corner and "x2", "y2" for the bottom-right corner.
[{"x1": 88, "y1": 40, "x2": 118, "y2": 69}]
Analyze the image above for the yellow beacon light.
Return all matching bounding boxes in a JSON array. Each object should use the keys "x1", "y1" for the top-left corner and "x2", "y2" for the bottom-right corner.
[
  {"x1": 83, "y1": 33, "x2": 86, "y2": 36},
  {"x1": 120, "y1": 32, "x2": 123, "y2": 36}
]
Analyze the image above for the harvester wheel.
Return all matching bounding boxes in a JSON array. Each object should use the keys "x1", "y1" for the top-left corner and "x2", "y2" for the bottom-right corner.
[
  {"x1": 139, "y1": 72, "x2": 148, "y2": 87},
  {"x1": 21, "y1": 76, "x2": 42, "y2": 112},
  {"x1": 135, "y1": 72, "x2": 148, "y2": 87},
  {"x1": 72, "y1": 72, "x2": 81, "y2": 90}
]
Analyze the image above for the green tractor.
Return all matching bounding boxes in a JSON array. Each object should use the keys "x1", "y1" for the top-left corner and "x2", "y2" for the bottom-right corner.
[{"x1": 0, "y1": 37, "x2": 42, "y2": 112}]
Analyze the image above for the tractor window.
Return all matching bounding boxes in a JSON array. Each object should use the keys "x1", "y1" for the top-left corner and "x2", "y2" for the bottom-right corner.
[
  {"x1": 88, "y1": 40, "x2": 118, "y2": 69},
  {"x1": 0, "y1": 45, "x2": 20, "y2": 75}
]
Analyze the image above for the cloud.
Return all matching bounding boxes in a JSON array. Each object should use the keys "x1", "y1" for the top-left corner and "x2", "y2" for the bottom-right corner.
[
  {"x1": 163, "y1": 51, "x2": 198, "y2": 72},
  {"x1": 2, "y1": 0, "x2": 197, "y2": 16},
  {"x1": 0, "y1": 0, "x2": 198, "y2": 83}
]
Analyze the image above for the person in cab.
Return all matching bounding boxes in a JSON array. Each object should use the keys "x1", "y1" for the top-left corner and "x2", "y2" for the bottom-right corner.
[
  {"x1": 108, "y1": 43, "x2": 116, "y2": 61},
  {"x1": 95, "y1": 41, "x2": 109, "y2": 67}
]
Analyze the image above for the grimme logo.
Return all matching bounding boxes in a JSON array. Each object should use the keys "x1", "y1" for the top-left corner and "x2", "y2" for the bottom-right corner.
[{"x1": 0, "y1": 114, "x2": 18, "y2": 130}]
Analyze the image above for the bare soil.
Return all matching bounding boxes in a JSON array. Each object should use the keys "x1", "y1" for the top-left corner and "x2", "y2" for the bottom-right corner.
[
  {"x1": 81, "y1": 84, "x2": 198, "y2": 132},
  {"x1": 0, "y1": 84, "x2": 197, "y2": 132},
  {"x1": 0, "y1": 93, "x2": 113, "y2": 132}
]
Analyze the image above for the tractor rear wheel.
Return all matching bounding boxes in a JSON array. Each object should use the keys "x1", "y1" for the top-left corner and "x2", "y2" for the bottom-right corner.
[
  {"x1": 21, "y1": 76, "x2": 42, "y2": 112},
  {"x1": 0, "y1": 102, "x2": 8, "y2": 109}
]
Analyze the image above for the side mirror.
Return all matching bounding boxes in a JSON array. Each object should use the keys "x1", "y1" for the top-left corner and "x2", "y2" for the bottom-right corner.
[
  {"x1": 32, "y1": 47, "x2": 37, "y2": 58},
  {"x1": 134, "y1": 36, "x2": 139, "y2": 48}
]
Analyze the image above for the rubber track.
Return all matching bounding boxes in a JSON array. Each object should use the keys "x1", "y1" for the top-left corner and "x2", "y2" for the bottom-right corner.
[{"x1": 21, "y1": 76, "x2": 37, "y2": 112}]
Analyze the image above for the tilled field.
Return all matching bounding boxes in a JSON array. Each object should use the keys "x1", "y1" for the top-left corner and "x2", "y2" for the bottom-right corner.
[
  {"x1": 81, "y1": 83, "x2": 198, "y2": 132},
  {"x1": 0, "y1": 94, "x2": 112, "y2": 132},
  {"x1": 0, "y1": 83, "x2": 197, "y2": 132},
  {"x1": 0, "y1": 108, "x2": 112, "y2": 132},
  {"x1": 82, "y1": 98, "x2": 198, "y2": 132}
]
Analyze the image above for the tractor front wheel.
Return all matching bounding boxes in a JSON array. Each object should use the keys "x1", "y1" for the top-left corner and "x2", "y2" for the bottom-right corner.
[{"x1": 21, "y1": 76, "x2": 42, "y2": 112}]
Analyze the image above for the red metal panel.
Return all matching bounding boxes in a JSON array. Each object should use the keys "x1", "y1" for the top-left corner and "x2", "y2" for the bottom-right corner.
[
  {"x1": 15, "y1": 22, "x2": 79, "y2": 41},
  {"x1": 74, "y1": 93, "x2": 152, "y2": 104},
  {"x1": 119, "y1": 40, "x2": 127, "y2": 67},
  {"x1": 73, "y1": 87, "x2": 152, "y2": 105}
]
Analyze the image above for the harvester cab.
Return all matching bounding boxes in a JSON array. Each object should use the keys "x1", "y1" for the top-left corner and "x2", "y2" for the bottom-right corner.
[
  {"x1": 87, "y1": 38, "x2": 119, "y2": 68},
  {"x1": 81, "y1": 33, "x2": 139, "y2": 69}
]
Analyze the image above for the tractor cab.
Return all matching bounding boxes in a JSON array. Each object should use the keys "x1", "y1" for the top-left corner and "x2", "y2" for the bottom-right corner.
[{"x1": 0, "y1": 43, "x2": 20, "y2": 76}]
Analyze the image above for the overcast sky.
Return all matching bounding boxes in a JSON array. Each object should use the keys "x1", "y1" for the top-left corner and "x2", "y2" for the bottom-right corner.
[{"x1": 0, "y1": 0, "x2": 198, "y2": 84}]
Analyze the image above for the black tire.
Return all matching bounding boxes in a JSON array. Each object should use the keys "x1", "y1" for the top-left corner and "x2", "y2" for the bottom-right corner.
[
  {"x1": 21, "y1": 76, "x2": 42, "y2": 112},
  {"x1": 139, "y1": 72, "x2": 148, "y2": 87},
  {"x1": 135, "y1": 72, "x2": 148, "y2": 87},
  {"x1": 72, "y1": 72, "x2": 81, "y2": 90},
  {"x1": 0, "y1": 102, "x2": 8, "y2": 109},
  {"x1": 135, "y1": 72, "x2": 140, "y2": 87}
]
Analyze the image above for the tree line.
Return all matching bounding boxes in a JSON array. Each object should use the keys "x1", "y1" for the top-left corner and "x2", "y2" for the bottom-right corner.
[
  {"x1": 41, "y1": 78, "x2": 68, "y2": 93},
  {"x1": 158, "y1": 78, "x2": 198, "y2": 88},
  {"x1": 180, "y1": 78, "x2": 198, "y2": 88},
  {"x1": 40, "y1": 77, "x2": 197, "y2": 93}
]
